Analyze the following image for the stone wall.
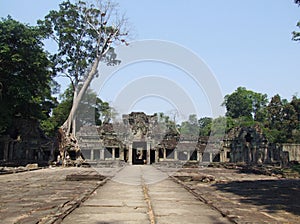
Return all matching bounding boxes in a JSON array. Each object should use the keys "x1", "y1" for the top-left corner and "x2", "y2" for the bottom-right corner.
[
  {"x1": 0, "y1": 118, "x2": 54, "y2": 166},
  {"x1": 224, "y1": 126, "x2": 272, "y2": 164},
  {"x1": 282, "y1": 144, "x2": 300, "y2": 162},
  {"x1": 75, "y1": 115, "x2": 300, "y2": 165}
]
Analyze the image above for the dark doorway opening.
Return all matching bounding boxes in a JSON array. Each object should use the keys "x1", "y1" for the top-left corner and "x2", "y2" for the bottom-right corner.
[
  {"x1": 0, "y1": 143, "x2": 4, "y2": 160},
  {"x1": 213, "y1": 153, "x2": 220, "y2": 162},
  {"x1": 132, "y1": 142, "x2": 147, "y2": 165},
  {"x1": 115, "y1": 148, "x2": 120, "y2": 159},
  {"x1": 150, "y1": 150, "x2": 155, "y2": 164},
  {"x1": 190, "y1": 150, "x2": 198, "y2": 161},
  {"x1": 124, "y1": 149, "x2": 128, "y2": 162}
]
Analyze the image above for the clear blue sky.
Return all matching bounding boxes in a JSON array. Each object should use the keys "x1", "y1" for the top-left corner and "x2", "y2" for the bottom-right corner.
[{"x1": 1, "y1": 0, "x2": 300, "y2": 119}]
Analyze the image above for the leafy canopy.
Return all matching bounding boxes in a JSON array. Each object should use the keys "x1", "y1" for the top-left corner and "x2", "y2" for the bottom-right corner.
[
  {"x1": 0, "y1": 17, "x2": 54, "y2": 134},
  {"x1": 38, "y1": 0, "x2": 128, "y2": 89},
  {"x1": 293, "y1": 0, "x2": 300, "y2": 41},
  {"x1": 223, "y1": 87, "x2": 268, "y2": 121}
]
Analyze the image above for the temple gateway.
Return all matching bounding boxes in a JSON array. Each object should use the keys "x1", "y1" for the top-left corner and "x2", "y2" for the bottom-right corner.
[{"x1": 77, "y1": 112, "x2": 216, "y2": 165}]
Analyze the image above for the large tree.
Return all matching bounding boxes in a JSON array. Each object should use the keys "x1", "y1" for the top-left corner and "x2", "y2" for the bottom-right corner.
[
  {"x1": 180, "y1": 114, "x2": 199, "y2": 138},
  {"x1": 198, "y1": 117, "x2": 212, "y2": 136},
  {"x1": 38, "y1": 0, "x2": 129, "y2": 159},
  {"x1": 264, "y1": 94, "x2": 299, "y2": 143},
  {"x1": 0, "y1": 17, "x2": 54, "y2": 135},
  {"x1": 223, "y1": 87, "x2": 268, "y2": 121},
  {"x1": 290, "y1": 96, "x2": 300, "y2": 142}
]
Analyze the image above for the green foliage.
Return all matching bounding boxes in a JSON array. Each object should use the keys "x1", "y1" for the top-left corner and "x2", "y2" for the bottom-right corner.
[
  {"x1": 293, "y1": 22, "x2": 300, "y2": 41},
  {"x1": 157, "y1": 112, "x2": 177, "y2": 133},
  {"x1": 38, "y1": 0, "x2": 126, "y2": 89},
  {"x1": 232, "y1": 116, "x2": 256, "y2": 128},
  {"x1": 198, "y1": 117, "x2": 212, "y2": 136},
  {"x1": 41, "y1": 87, "x2": 72, "y2": 136},
  {"x1": 180, "y1": 114, "x2": 200, "y2": 137},
  {"x1": 41, "y1": 85, "x2": 113, "y2": 136},
  {"x1": 254, "y1": 94, "x2": 300, "y2": 143},
  {"x1": 38, "y1": 0, "x2": 98, "y2": 87},
  {"x1": 77, "y1": 89, "x2": 116, "y2": 126},
  {"x1": 0, "y1": 17, "x2": 54, "y2": 135},
  {"x1": 98, "y1": 100, "x2": 117, "y2": 124},
  {"x1": 222, "y1": 87, "x2": 299, "y2": 143},
  {"x1": 38, "y1": 1, "x2": 128, "y2": 138},
  {"x1": 293, "y1": 0, "x2": 300, "y2": 41},
  {"x1": 210, "y1": 116, "x2": 227, "y2": 137},
  {"x1": 223, "y1": 87, "x2": 268, "y2": 121},
  {"x1": 266, "y1": 94, "x2": 283, "y2": 130}
]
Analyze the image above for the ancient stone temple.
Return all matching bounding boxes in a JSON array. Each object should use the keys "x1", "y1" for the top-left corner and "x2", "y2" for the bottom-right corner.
[
  {"x1": 76, "y1": 112, "x2": 218, "y2": 165},
  {"x1": 2, "y1": 114, "x2": 299, "y2": 166},
  {"x1": 221, "y1": 126, "x2": 279, "y2": 164}
]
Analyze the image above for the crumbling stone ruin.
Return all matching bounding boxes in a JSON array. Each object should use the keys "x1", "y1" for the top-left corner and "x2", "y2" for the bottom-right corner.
[
  {"x1": 220, "y1": 125, "x2": 300, "y2": 165},
  {"x1": 76, "y1": 112, "x2": 222, "y2": 166},
  {"x1": 0, "y1": 118, "x2": 54, "y2": 166},
  {"x1": 76, "y1": 113, "x2": 300, "y2": 166},
  {"x1": 222, "y1": 126, "x2": 271, "y2": 164},
  {"x1": 1, "y1": 113, "x2": 299, "y2": 166}
]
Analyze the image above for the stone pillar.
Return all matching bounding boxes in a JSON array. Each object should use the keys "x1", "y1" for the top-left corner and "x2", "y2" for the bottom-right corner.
[
  {"x1": 187, "y1": 151, "x2": 191, "y2": 161},
  {"x1": 120, "y1": 148, "x2": 124, "y2": 161},
  {"x1": 112, "y1": 148, "x2": 115, "y2": 160},
  {"x1": 251, "y1": 146, "x2": 255, "y2": 163},
  {"x1": 269, "y1": 147, "x2": 274, "y2": 163},
  {"x1": 197, "y1": 151, "x2": 202, "y2": 162},
  {"x1": 147, "y1": 142, "x2": 151, "y2": 165},
  {"x1": 91, "y1": 150, "x2": 94, "y2": 161},
  {"x1": 219, "y1": 151, "x2": 224, "y2": 162},
  {"x1": 9, "y1": 142, "x2": 14, "y2": 161},
  {"x1": 3, "y1": 139, "x2": 10, "y2": 161},
  {"x1": 38, "y1": 151, "x2": 42, "y2": 160},
  {"x1": 155, "y1": 149, "x2": 159, "y2": 163},
  {"x1": 26, "y1": 148, "x2": 29, "y2": 160},
  {"x1": 163, "y1": 148, "x2": 166, "y2": 160},
  {"x1": 128, "y1": 144, "x2": 132, "y2": 165},
  {"x1": 263, "y1": 147, "x2": 268, "y2": 163},
  {"x1": 100, "y1": 149, "x2": 105, "y2": 160},
  {"x1": 248, "y1": 146, "x2": 252, "y2": 163},
  {"x1": 209, "y1": 153, "x2": 213, "y2": 162},
  {"x1": 174, "y1": 150, "x2": 178, "y2": 160}
]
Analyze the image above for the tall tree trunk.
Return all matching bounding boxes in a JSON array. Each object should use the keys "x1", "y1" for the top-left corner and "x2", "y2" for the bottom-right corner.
[
  {"x1": 71, "y1": 86, "x2": 79, "y2": 136},
  {"x1": 59, "y1": 56, "x2": 101, "y2": 163}
]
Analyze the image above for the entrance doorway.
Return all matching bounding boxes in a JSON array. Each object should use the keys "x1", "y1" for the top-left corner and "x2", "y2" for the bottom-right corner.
[
  {"x1": 150, "y1": 150, "x2": 155, "y2": 164},
  {"x1": 132, "y1": 142, "x2": 147, "y2": 165}
]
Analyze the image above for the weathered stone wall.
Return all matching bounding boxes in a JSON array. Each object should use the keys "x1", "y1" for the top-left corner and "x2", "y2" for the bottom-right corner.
[
  {"x1": 0, "y1": 118, "x2": 54, "y2": 165},
  {"x1": 224, "y1": 126, "x2": 271, "y2": 164},
  {"x1": 282, "y1": 144, "x2": 300, "y2": 162},
  {"x1": 76, "y1": 115, "x2": 299, "y2": 165}
]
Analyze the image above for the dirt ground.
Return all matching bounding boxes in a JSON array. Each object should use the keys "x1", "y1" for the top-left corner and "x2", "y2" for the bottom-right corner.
[
  {"x1": 0, "y1": 167, "x2": 104, "y2": 224},
  {"x1": 172, "y1": 166, "x2": 300, "y2": 223},
  {"x1": 0, "y1": 165, "x2": 299, "y2": 224}
]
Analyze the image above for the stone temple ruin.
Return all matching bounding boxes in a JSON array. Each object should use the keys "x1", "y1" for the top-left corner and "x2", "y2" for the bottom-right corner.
[
  {"x1": 0, "y1": 118, "x2": 54, "y2": 166},
  {"x1": 76, "y1": 112, "x2": 300, "y2": 166},
  {"x1": 77, "y1": 112, "x2": 218, "y2": 166},
  {"x1": 0, "y1": 112, "x2": 299, "y2": 166}
]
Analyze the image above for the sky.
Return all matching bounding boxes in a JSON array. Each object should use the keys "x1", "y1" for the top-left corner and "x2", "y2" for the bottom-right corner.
[{"x1": 1, "y1": 0, "x2": 300, "y2": 120}]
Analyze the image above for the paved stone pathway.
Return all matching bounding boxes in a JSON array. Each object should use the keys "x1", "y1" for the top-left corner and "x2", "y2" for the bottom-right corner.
[{"x1": 62, "y1": 165, "x2": 230, "y2": 224}]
